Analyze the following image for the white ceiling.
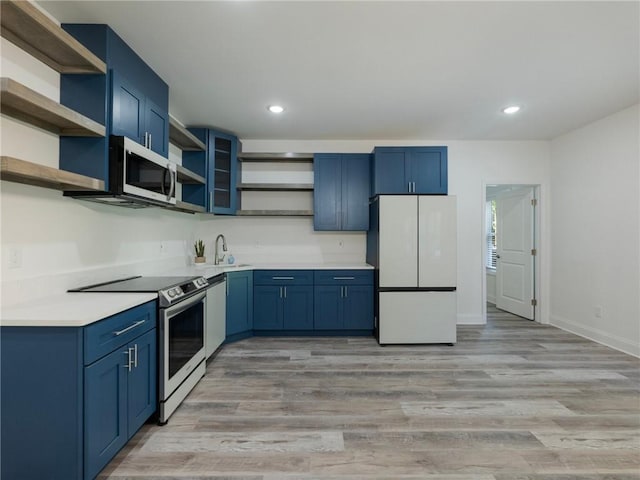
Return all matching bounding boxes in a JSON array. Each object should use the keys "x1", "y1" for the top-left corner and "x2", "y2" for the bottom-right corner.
[{"x1": 40, "y1": 1, "x2": 639, "y2": 141}]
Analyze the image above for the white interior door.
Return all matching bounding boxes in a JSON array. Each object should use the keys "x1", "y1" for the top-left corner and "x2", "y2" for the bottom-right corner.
[
  {"x1": 379, "y1": 196, "x2": 418, "y2": 288},
  {"x1": 496, "y1": 188, "x2": 535, "y2": 319}
]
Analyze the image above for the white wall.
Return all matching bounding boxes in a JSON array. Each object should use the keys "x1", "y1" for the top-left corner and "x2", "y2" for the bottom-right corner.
[{"x1": 549, "y1": 104, "x2": 640, "y2": 357}]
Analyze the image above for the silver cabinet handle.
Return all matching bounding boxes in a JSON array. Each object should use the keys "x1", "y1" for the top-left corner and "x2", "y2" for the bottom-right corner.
[
  {"x1": 279, "y1": 286, "x2": 282, "y2": 298},
  {"x1": 209, "y1": 191, "x2": 214, "y2": 211},
  {"x1": 408, "y1": 182, "x2": 411, "y2": 193},
  {"x1": 283, "y1": 287, "x2": 287, "y2": 299},
  {"x1": 413, "y1": 182, "x2": 416, "y2": 193},
  {"x1": 133, "y1": 343, "x2": 138, "y2": 368},
  {"x1": 124, "y1": 348, "x2": 133, "y2": 371},
  {"x1": 344, "y1": 286, "x2": 348, "y2": 298},
  {"x1": 148, "y1": 133, "x2": 152, "y2": 151},
  {"x1": 333, "y1": 276, "x2": 355, "y2": 280},
  {"x1": 272, "y1": 276, "x2": 294, "y2": 280},
  {"x1": 340, "y1": 286, "x2": 344, "y2": 298},
  {"x1": 113, "y1": 319, "x2": 146, "y2": 336}
]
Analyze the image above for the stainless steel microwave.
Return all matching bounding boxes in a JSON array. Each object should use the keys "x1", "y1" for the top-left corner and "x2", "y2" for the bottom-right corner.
[{"x1": 64, "y1": 135, "x2": 177, "y2": 208}]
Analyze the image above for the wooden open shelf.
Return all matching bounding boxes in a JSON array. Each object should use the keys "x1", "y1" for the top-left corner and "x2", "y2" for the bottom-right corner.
[
  {"x1": 169, "y1": 116, "x2": 206, "y2": 151},
  {"x1": 170, "y1": 200, "x2": 206, "y2": 214},
  {"x1": 0, "y1": 0, "x2": 106, "y2": 74},
  {"x1": 237, "y1": 183, "x2": 313, "y2": 191},
  {"x1": 238, "y1": 152, "x2": 314, "y2": 162},
  {"x1": 1, "y1": 156, "x2": 104, "y2": 191},
  {"x1": 176, "y1": 165, "x2": 205, "y2": 185},
  {"x1": 236, "y1": 210, "x2": 314, "y2": 217},
  {"x1": 1, "y1": 77, "x2": 106, "y2": 136}
]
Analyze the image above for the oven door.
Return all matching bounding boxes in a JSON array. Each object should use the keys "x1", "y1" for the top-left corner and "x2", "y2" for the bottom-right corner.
[{"x1": 159, "y1": 291, "x2": 206, "y2": 401}]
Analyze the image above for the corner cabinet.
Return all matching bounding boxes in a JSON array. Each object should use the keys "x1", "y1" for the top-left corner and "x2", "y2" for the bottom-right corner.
[
  {"x1": 371, "y1": 146, "x2": 448, "y2": 195},
  {"x1": 314, "y1": 153, "x2": 370, "y2": 231},
  {"x1": 183, "y1": 128, "x2": 239, "y2": 214},
  {"x1": 0, "y1": 301, "x2": 157, "y2": 480}
]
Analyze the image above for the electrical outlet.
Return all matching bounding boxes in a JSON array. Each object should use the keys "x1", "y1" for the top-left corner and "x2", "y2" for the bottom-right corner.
[
  {"x1": 338, "y1": 240, "x2": 344, "y2": 248},
  {"x1": 159, "y1": 242, "x2": 166, "y2": 255},
  {"x1": 594, "y1": 306, "x2": 603, "y2": 318},
  {"x1": 8, "y1": 247, "x2": 22, "y2": 269}
]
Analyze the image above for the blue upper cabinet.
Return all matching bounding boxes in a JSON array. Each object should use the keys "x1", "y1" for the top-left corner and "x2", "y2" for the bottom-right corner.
[
  {"x1": 59, "y1": 24, "x2": 169, "y2": 184},
  {"x1": 183, "y1": 128, "x2": 239, "y2": 213},
  {"x1": 314, "y1": 153, "x2": 370, "y2": 231},
  {"x1": 372, "y1": 146, "x2": 448, "y2": 195}
]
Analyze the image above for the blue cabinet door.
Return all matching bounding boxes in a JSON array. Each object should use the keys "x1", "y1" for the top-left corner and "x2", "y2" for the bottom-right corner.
[
  {"x1": 313, "y1": 154, "x2": 342, "y2": 230},
  {"x1": 341, "y1": 154, "x2": 370, "y2": 230},
  {"x1": 410, "y1": 147, "x2": 448, "y2": 194},
  {"x1": 127, "y1": 329, "x2": 157, "y2": 438},
  {"x1": 343, "y1": 285, "x2": 374, "y2": 330},
  {"x1": 314, "y1": 153, "x2": 370, "y2": 231},
  {"x1": 145, "y1": 97, "x2": 169, "y2": 158},
  {"x1": 313, "y1": 285, "x2": 342, "y2": 329},
  {"x1": 282, "y1": 286, "x2": 314, "y2": 330},
  {"x1": 372, "y1": 148, "x2": 408, "y2": 194},
  {"x1": 226, "y1": 271, "x2": 253, "y2": 336},
  {"x1": 111, "y1": 70, "x2": 145, "y2": 145},
  {"x1": 209, "y1": 130, "x2": 238, "y2": 215},
  {"x1": 84, "y1": 347, "x2": 128, "y2": 480},
  {"x1": 253, "y1": 285, "x2": 282, "y2": 330}
]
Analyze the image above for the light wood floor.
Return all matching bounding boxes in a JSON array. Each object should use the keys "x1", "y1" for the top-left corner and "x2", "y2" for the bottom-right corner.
[{"x1": 100, "y1": 306, "x2": 640, "y2": 479}]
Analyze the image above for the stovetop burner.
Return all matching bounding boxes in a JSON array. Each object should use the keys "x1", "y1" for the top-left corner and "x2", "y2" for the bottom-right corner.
[{"x1": 69, "y1": 275, "x2": 209, "y2": 307}]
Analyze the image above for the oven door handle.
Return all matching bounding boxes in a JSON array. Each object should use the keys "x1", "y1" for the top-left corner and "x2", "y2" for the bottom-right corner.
[{"x1": 163, "y1": 291, "x2": 206, "y2": 317}]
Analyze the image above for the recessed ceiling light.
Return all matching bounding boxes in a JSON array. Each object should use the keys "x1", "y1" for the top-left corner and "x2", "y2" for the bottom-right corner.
[
  {"x1": 267, "y1": 105, "x2": 284, "y2": 114},
  {"x1": 502, "y1": 105, "x2": 521, "y2": 114}
]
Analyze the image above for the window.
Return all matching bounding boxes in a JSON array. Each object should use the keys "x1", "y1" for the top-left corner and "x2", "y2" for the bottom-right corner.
[{"x1": 486, "y1": 199, "x2": 497, "y2": 269}]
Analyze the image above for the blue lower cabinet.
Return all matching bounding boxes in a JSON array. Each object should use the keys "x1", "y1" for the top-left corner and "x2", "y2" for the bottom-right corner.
[
  {"x1": 282, "y1": 286, "x2": 314, "y2": 330},
  {"x1": 343, "y1": 285, "x2": 374, "y2": 330},
  {"x1": 0, "y1": 301, "x2": 157, "y2": 480},
  {"x1": 253, "y1": 285, "x2": 283, "y2": 330},
  {"x1": 314, "y1": 270, "x2": 374, "y2": 331},
  {"x1": 84, "y1": 347, "x2": 128, "y2": 480},
  {"x1": 226, "y1": 271, "x2": 253, "y2": 338},
  {"x1": 313, "y1": 286, "x2": 343, "y2": 329}
]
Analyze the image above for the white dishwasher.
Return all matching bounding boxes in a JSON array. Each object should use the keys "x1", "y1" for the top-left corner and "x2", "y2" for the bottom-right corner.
[{"x1": 205, "y1": 275, "x2": 226, "y2": 358}]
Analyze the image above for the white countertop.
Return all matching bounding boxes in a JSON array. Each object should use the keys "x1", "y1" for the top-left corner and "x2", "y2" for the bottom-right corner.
[
  {"x1": 1, "y1": 292, "x2": 157, "y2": 327},
  {"x1": 1, "y1": 263, "x2": 373, "y2": 327},
  {"x1": 172, "y1": 262, "x2": 374, "y2": 279}
]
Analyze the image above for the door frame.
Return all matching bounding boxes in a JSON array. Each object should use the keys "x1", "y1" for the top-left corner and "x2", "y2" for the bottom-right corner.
[{"x1": 482, "y1": 182, "x2": 546, "y2": 324}]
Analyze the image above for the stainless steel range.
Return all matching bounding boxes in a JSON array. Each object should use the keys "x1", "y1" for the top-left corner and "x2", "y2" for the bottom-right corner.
[{"x1": 70, "y1": 275, "x2": 209, "y2": 423}]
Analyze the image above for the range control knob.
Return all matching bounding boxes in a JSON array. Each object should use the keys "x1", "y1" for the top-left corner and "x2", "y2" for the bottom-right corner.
[{"x1": 167, "y1": 289, "x2": 176, "y2": 298}]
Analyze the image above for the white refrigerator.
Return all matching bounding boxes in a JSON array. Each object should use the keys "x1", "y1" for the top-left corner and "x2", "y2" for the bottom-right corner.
[{"x1": 367, "y1": 195, "x2": 457, "y2": 344}]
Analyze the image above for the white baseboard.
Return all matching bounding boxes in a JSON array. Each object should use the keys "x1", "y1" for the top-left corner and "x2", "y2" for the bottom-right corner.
[
  {"x1": 457, "y1": 314, "x2": 485, "y2": 325},
  {"x1": 550, "y1": 314, "x2": 640, "y2": 358}
]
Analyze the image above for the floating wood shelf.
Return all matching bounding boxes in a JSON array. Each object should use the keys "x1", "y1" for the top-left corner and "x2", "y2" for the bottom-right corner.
[
  {"x1": 0, "y1": 0, "x2": 106, "y2": 74},
  {"x1": 170, "y1": 200, "x2": 206, "y2": 214},
  {"x1": 176, "y1": 165, "x2": 205, "y2": 185},
  {"x1": 1, "y1": 77, "x2": 106, "y2": 136},
  {"x1": 1, "y1": 156, "x2": 104, "y2": 191},
  {"x1": 236, "y1": 210, "x2": 314, "y2": 217},
  {"x1": 168, "y1": 116, "x2": 206, "y2": 151},
  {"x1": 237, "y1": 152, "x2": 314, "y2": 162},
  {"x1": 237, "y1": 183, "x2": 314, "y2": 191}
]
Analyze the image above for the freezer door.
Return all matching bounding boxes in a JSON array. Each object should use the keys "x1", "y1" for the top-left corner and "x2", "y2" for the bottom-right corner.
[
  {"x1": 379, "y1": 196, "x2": 418, "y2": 288},
  {"x1": 378, "y1": 291, "x2": 456, "y2": 344},
  {"x1": 418, "y1": 195, "x2": 457, "y2": 288}
]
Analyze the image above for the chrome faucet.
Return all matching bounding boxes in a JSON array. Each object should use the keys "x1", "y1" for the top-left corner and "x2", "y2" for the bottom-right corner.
[{"x1": 214, "y1": 234, "x2": 227, "y2": 265}]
